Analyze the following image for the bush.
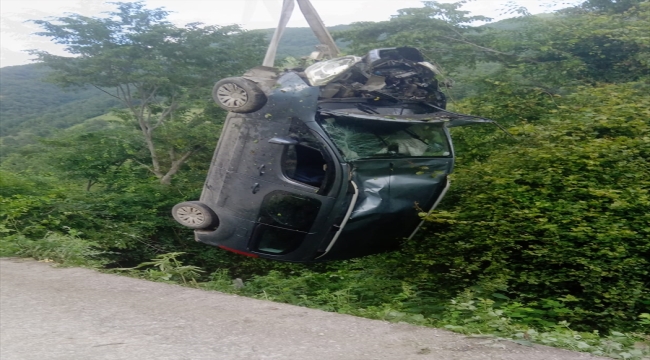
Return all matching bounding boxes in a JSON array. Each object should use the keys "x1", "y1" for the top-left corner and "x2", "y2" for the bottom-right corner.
[
  {"x1": 404, "y1": 83, "x2": 650, "y2": 331},
  {"x1": 1, "y1": 228, "x2": 107, "y2": 267}
]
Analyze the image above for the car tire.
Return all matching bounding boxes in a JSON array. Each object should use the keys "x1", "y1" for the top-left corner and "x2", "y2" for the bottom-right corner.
[
  {"x1": 172, "y1": 201, "x2": 218, "y2": 230},
  {"x1": 212, "y1": 77, "x2": 267, "y2": 113}
]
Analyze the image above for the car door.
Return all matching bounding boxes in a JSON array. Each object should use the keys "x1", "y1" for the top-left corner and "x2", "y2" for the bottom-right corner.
[{"x1": 247, "y1": 118, "x2": 347, "y2": 261}]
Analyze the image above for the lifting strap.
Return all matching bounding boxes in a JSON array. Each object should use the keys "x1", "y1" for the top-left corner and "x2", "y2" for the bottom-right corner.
[{"x1": 262, "y1": 0, "x2": 340, "y2": 67}]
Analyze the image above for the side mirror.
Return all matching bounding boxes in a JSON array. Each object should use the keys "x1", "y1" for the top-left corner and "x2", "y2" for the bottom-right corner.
[{"x1": 268, "y1": 137, "x2": 298, "y2": 146}]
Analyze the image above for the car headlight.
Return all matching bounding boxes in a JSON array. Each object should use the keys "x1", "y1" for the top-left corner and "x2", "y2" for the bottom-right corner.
[{"x1": 304, "y1": 56, "x2": 362, "y2": 86}]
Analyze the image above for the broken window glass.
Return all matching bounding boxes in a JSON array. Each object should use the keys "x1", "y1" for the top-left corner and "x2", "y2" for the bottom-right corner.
[{"x1": 317, "y1": 117, "x2": 450, "y2": 160}]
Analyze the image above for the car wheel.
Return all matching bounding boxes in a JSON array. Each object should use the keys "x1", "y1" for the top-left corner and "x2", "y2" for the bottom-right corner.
[
  {"x1": 212, "y1": 77, "x2": 267, "y2": 113},
  {"x1": 172, "y1": 201, "x2": 218, "y2": 229}
]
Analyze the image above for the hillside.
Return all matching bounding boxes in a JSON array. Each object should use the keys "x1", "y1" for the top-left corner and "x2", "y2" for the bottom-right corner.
[
  {"x1": 0, "y1": 26, "x2": 350, "y2": 157},
  {"x1": 0, "y1": 64, "x2": 121, "y2": 137}
]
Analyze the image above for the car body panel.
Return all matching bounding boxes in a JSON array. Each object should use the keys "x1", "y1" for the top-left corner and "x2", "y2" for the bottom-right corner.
[{"x1": 178, "y1": 47, "x2": 494, "y2": 262}]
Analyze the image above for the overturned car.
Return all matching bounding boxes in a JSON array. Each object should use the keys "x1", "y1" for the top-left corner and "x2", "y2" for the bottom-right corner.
[{"x1": 172, "y1": 47, "x2": 496, "y2": 262}]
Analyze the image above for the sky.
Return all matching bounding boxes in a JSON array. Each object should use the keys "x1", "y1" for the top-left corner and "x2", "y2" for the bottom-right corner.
[{"x1": 0, "y1": 0, "x2": 578, "y2": 68}]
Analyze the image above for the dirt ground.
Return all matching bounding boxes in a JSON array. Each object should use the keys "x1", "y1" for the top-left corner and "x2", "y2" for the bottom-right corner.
[{"x1": 0, "y1": 258, "x2": 607, "y2": 360}]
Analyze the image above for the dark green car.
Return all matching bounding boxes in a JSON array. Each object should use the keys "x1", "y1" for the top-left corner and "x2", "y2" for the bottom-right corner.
[{"x1": 172, "y1": 47, "x2": 495, "y2": 262}]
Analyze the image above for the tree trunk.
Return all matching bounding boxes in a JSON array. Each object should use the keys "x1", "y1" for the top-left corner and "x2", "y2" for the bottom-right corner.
[
  {"x1": 159, "y1": 149, "x2": 194, "y2": 185},
  {"x1": 86, "y1": 179, "x2": 96, "y2": 192}
]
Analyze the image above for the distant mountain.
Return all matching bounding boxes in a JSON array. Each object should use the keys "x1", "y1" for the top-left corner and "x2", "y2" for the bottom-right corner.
[
  {"x1": 0, "y1": 64, "x2": 121, "y2": 138},
  {"x1": 0, "y1": 25, "x2": 351, "y2": 135},
  {"x1": 0, "y1": 26, "x2": 353, "y2": 158}
]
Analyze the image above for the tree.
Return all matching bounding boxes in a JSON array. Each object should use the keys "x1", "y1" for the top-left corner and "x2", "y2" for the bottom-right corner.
[
  {"x1": 41, "y1": 128, "x2": 141, "y2": 191},
  {"x1": 408, "y1": 82, "x2": 650, "y2": 330},
  {"x1": 337, "y1": 1, "x2": 649, "y2": 89},
  {"x1": 574, "y1": 0, "x2": 645, "y2": 13},
  {"x1": 334, "y1": 1, "x2": 494, "y2": 74},
  {"x1": 30, "y1": 2, "x2": 266, "y2": 184}
]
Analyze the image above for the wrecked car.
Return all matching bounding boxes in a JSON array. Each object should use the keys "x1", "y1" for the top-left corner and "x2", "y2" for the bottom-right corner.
[{"x1": 172, "y1": 47, "x2": 496, "y2": 262}]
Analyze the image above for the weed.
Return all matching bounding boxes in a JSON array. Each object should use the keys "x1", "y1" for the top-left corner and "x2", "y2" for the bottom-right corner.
[
  {"x1": 1, "y1": 227, "x2": 107, "y2": 267},
  {"x1": 117, "y1": 252, "x2": 204, "y2": 286},
  {"x1": 436, "y1": 290, "x2": 650, "y2": 359}
]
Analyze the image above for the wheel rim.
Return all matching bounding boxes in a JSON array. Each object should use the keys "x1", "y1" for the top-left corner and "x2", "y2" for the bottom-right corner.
[
  {"x1": 216, "y1": 83, "x2": 249, "y2": 108},
  {"x1": 175, "y1": 206, "x2": 206, "y2": 226}
]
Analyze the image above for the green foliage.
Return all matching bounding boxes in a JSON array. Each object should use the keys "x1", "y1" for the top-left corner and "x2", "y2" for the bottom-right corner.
[
  {"x1": 485, "y1": 2, "x2": 650, "y2": 84},
  {"x1": 30, "y1": 2, "x2": 263, "y2": 90},
  {"x1": 2, "y1": 1, "x2": 649, "y2": 355},
  {"x1": 1, "y1": 228, "x2": 107, "y2": 267},
  {"x1": 118, "y1": 252, "x2": 204, "y2": 285},
  {"x1": 190, "y1": 254, "x2": 412, "y2": 313},
  {"x1": 334, "y1": 1, "x2": 492, "y2": 74},
  {"x1": 408, "y1": 82, "x2": 650, "y2": 331},
  {"x1": 29, "y1": 1, "x2": 266, "y2": 184},
  {"x1": 41, "y1": 128, "x2": 142, "y2": 191},
  {"x1": 0, "y1": 64, "x2": 120, "y2": 137},
  {"x1": 1, "y1": 162, "x2": 174, "y2": 265},
  {"x1": 336, "y1": 1, "x2": 649, "y2": 106},
  {"x1": 439, "y1": 291, "x2": 649, "y2": 359},
  {"x1": 0, "y1": 64, "x2": 121, "y2": 160},
  {"x1": 574, "y1": 0, "x2": 646, "y2": 14},
  {"x1": 0, "y1": 153, "x2": 271, "y2": 271}
]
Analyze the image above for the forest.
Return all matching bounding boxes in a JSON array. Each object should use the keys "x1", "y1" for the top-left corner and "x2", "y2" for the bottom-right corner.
[{"x1": 0, "y1": 1, "x2": 648, "y2": 358}]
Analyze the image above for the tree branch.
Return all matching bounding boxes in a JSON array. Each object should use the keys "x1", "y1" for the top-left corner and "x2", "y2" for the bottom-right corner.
[
  {"x1": 160, "y1": 148, "x2": 197, "y2": 185},
  {"x1": 151, "y1": 100, "x2": 177, "y2": 130},
  {"x1": 92, "y1": 85, "x2": 121, "y2": 100},
  {"x1": 86, "y1": 179, "x2": 97, "y2": 192},
  {"x1": 116, "y1": 85, "x2": 137, "y2": 115},
  {"x1": 132, "y1": 158, "x2": 163, "y2": 178},
  {"x1": 169, "y1": 146, "x2": 176, "y2": 162},
  {"x1": 438, "y1": 34, "x2": 514, "y2": 56}
]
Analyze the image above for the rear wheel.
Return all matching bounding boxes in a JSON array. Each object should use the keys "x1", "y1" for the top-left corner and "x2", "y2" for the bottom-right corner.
[
  {"x1": 172, "y1": 201, "x2": 218, "y2": 229},
  {"x1": 212, "y1": 77, "x2": 267, "y2": 113}
]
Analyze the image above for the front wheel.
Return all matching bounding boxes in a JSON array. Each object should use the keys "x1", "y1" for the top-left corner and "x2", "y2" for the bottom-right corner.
[
  {"x1": 212, "y1": 77, "x2": 267, "y2": 113},
  {"x1": 172, "y1": 201, "x2": 218, "y2": 229}
]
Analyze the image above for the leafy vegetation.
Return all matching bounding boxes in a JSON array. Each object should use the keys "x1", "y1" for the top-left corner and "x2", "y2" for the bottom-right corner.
[
  {"x1": 0, "y1": 25, "x2": 343, "y2": 159},
  {"x1": 29, "y1": 2, "x2": 267, "y2": 185},
  {"x1": 1, "y1": 1, "x2": 648, "y2": 358},
  {"x1": 0, "y1": 64, "x2": 117, "y2": 137},
  {"x1": 410, "y1": 82, "x2": 650, "y2": 331}
]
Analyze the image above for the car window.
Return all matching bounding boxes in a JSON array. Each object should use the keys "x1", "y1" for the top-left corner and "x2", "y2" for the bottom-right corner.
[
  {"x1": 254, "y1": 190, "x2": 322, "y2": 254},
  {"x1": 255, "y1": 226, "x2": 307, "y2": 254},
  {"x1": 318, "y1": 116, "x2": 451, "y2": 160},
  {"x1": 282, "y1": 118, "x2": 334, "y2": 192},
  {"x1": 258, "y1": 191, "x2": 322, "y2": 232}
]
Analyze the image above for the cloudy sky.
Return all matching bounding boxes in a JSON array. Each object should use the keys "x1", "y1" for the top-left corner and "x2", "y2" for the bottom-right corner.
[{"x1": 0, "y1": 0, "x2": 577, "y2": 68}]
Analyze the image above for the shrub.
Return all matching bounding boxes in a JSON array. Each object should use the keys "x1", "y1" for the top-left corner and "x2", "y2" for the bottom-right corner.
[{"x1": 405, "y1": 83, "x2": 650, "y2": 331}]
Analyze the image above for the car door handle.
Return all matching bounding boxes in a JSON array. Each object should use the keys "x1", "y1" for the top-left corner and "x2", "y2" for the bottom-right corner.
[
  {"x1": 252, "y1": 183, "x2": 260, "y2": 194},
  {"x1": 258, "y1": 164, "x2": 266, "y2": 176}
]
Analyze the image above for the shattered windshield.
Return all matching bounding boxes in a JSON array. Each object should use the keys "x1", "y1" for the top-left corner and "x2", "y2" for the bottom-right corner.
[{"x1": 318, "y1": 117, "x2": 451, "y2": 160}]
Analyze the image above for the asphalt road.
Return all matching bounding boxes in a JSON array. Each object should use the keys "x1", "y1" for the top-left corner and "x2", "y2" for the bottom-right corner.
[{"x1": 0, "y1": 258, "x2": 606, "y2": 360}]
